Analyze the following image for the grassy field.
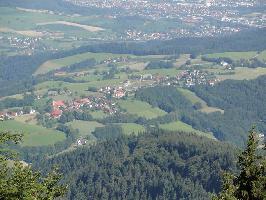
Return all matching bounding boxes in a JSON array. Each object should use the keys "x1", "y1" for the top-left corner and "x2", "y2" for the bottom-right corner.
[
  {"x1": 14, "y1": 114, "x2": 38, "y2": 125},
  {"x1": 214, "y1": 67, "x2": 266, "y2": 80},
  {"x1": 90, "y1": 111, "x2": 108, "y2": 120},
  {"x1": 35, "y1": 77, "x2": 128, "y2": 95},
  {"x1": 257, "y1": 50, "x2": 266, "y2": 61},
  {"x1": 0, "y1": 120, "x2": 66, "y2": 146},
  {"x1": 119, "y1": 99, "x2": 166, "y2": 119},
  {"x1": 67, "y1": 120, "x2": 104, "y2": 136},
  {"x1": 159, "y1": 120, "x2": 214, "y2": 139},
  {"x1": 177, "y1": 88, "x2": 224, "y2": 114},
  {"x1": 134, "y1": 68, "x2": 181, "y2": 77},
  {"x1": 35, "y1": 52, "x2": 133, "y2": 75},
  {"x1": 205, "y1": 51, "x2": 258, "y2": 60},
  {"x1": 174, "y1": 54, "x2": 190, "y2": 67},
  {"x1": 117, "y1": 123, "x2": 145, "y2": 135}
]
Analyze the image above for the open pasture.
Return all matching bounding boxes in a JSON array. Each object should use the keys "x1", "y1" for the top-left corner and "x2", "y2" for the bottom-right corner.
[
  {"x1": 35, "y1": 52, "x2": 133, "y2": 75},
  {"x1": 117, "y1": 123, "x2": 145, "y2": 135},
  {"x1": 177, "y1": 88, "x2": 224, "y2": 114},
  {"x1": 67, "y1": 120, "x2": 104, "y2": 136},
  {"x1": 0, "y1": 120, "x2": 66, "y2": 146},
  {"x1": 204, "y1": 51, "x2": 258, "y2": 60},
  {"x1": 118, "y1": 99, "x2": 166, "y2": 119},
  {"x1": 159, "y1": 120, "x2": 214, "y2": 139},
  {"x1": 209, "y1": 67, "x2": 266, "y2": 80}
]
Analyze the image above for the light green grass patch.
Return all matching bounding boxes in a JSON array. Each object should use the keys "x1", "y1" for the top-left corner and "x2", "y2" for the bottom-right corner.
[
  {"x1": 90, "y1": 111, "x2": 108, "y2": 120},
  {"x1": 119, "y1": 99, "x2": 166, "y2": 119},
  {"x1": 205, "y1": 51, "x2": 258, "y2": 61},
  {"x1": 216, "y1": 67, "x2": 266, "y2": 80},
  {"x1": 35, "y1": 78, "x2": 127, "y2": 96},
  {"x1": 117, "y1": 123, "x2": 145, "y2": 135},
  {"x1": 174, "y1": 54, "x2": 190, "y2": 67},
  {"x1": 257, "y1": 50, "x2": 266, "y2": 61},
  {"x1": 0, "y1": 120, "x2": 66, "y2": 146},
  {"x1": 159, "y1": 121, "x2": 214, "y2": 139},
  {"x1": 14, "y1": 114, "x2": 38, "y2": 125},
  {"x1": 177, "y1": 88, "x2": 224, "y2": 114},
  {"x1": 35, "y1": 52, "x2": 133, "y2": 75},
  {"x1": 67, "y1": 120, "x2": 104, "y2": 136},
  {"x1": 135, "y1": 68, "x2": 181, "y2": 77}
]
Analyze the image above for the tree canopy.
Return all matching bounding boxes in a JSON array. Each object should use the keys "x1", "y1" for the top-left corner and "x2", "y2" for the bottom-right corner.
[{"x1": 0, "y1": 131, "x2": 66, "y2": 200}]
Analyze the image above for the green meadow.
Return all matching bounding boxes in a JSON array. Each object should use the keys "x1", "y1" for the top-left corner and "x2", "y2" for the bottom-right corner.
[
  {"x1": 117, "y1": 123, "x2": 145, "y2": 135},
  {"x1": 159, "y1": 120, "x2": 214, "y2": 139},
  {"x1": 119, "y1": 99, "x2": 167, "y2": 119},
  {"x1": 177, "y1": 88, "x2": 224, "y2": 114},
  {"x1": 0, "y1": 120, "x2": 66, "y2": 146},
  {"x1": 67, "y1": 120, "x2": 104, "y2": 136},
  {"x1": 205, "y1": 51, "x2": 258, "y2": 60},
  {"x1": 35, "y1": 52, "x2": 133, "y2": 75}
]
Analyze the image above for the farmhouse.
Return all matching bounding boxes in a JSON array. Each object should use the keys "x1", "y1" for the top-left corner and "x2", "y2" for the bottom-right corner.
[
  {"x1": 50, "y1": 109, "x2": 63, "y2": 119},
  {"x1": 52, "y1": 100, "x2": 66, "y2": 108},
  {"x1": 113, "y1": 88, "x2": 126, "y2": 99}
]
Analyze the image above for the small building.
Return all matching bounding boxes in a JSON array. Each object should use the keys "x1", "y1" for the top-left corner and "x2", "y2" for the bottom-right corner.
[
  {"x1": 50, "y1": 109, "x2": 62, "y2": 119},
  {"x1": 48, "y1": 91, "x2": 58, "y2": 96},
  {"x1": 113, "y1": 89, "x2": 126, "y2": 99},
  {"x1": 142, "y1": 74, "x2": 153, "y2": 80},
  {"x1": 52, "y1": 100, "x2": 65, "y2": 108},
  {"x1": 77, "y1": 138, "x2": 87, "y2": 146}
]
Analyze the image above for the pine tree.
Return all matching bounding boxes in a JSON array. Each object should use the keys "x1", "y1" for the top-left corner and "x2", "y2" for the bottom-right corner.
[
  {"x1": 213, "y1": 127, "x2": 266, "y2": 200},
  {"x1": 0, "y1": 131, "x2": 67, "y2": 200}
]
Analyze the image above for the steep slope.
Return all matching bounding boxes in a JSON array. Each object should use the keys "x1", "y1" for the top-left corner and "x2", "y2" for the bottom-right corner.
[{"x1": 38, "y1": 130, "x2": 237, "y2": 200}]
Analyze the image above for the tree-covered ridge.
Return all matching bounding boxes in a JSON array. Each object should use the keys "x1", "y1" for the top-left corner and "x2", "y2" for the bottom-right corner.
[
  {"x1": 191, "y1": 75, "x2": 266, "y2": 120},
  {"x1": 190, "y1": 75, "x2": 266, "y2": 145},
  {"x1": 134, "y1": 76, "x2": 266, "y2": 147},
  {"x1": 135, "y1": 86, "x2": 194, "y2": 113},
  {"x1": 39, "y1": 130, "x2": 237, "y2": 200}
]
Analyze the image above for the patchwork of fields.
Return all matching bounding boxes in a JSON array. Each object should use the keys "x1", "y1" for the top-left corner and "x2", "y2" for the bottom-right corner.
[{"x1": 0, "y1": 7, "x2": 265, "y2": 149}]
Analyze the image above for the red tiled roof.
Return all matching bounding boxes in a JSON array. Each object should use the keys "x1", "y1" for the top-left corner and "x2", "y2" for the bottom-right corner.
[
  {"x1": 50, "y1": 109, "x2": 62, "y2": 118},
  {"x1": 53, "y1": 100, "x2": 65, "y2": 107}
]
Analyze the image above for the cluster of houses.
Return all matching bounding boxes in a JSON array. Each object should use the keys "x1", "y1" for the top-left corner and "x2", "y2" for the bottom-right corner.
[
  {"x1": 0, "y1": 108, "x2": 36, "y2": 121},
  {"x1": 176, "y1": 70, "x2": 220, "y2": 87},
  {"x1": 50, "y1": 96, "x2": 119, "y2": 119},
  {"x1": 102, "y1": 56, "x2": 129, "y2": 65},
  {"x1": 99, "y1": 86, "x2": 126, "y2": 99},
  {"x1": 127, "y1": 70, "x2": 220, "y2": 88}
]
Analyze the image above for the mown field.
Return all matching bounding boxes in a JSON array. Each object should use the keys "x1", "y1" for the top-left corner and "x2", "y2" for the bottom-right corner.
[
  {"x1": 207, "y1": 67, "x2": 266, "y2": 81},
  {"x1": 35, "y1": 77, "x2": 128, "y2": 96},
  {"x1": 35, "y1": 52, "x2": 133, "y2": 75},
  {"x1": 159, "y1": 120, "x2": 214, "y2": 139},
  {"x1": 204, "y1": 51, "x2": 258, "y2": 60},
  {"x1": 119, "y1": 99, "x2": 167, "y2": 119},
  {"x1": 90, "y1": 111, "x2": 108, "y2": 120},
  {"x1": 177, "y1": 88, "x2": 224, "y2": 114},
  {"x1": 0, "y1": 120, "x2": 66, "y2": 146},
  {"x1": 117, "y1": 123, "x2": 146, "y2": 135},
  {"x1": 67, "y1": 120, "x2": 104, "y2": 136},
  {"x1": 134, "y1": 68, "x2": 181, "y2": 77}
]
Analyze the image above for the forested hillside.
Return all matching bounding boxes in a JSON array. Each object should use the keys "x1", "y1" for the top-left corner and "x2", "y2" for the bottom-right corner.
[
  {"x1": 135, "y1": 75, "x2": 266, "y2": 147},
  {"x1": 37, "y1": 130, "x2": 237, "y2": 200}
]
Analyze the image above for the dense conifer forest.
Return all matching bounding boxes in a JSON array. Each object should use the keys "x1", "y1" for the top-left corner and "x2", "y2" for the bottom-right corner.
[{"x1": 37, "y1": 130, "x2": 237, "y2": 200}]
